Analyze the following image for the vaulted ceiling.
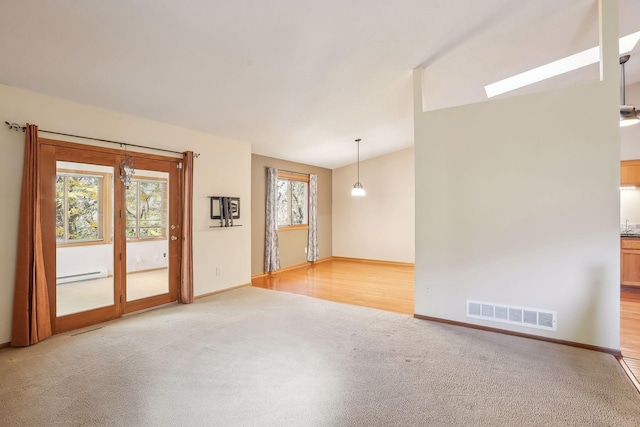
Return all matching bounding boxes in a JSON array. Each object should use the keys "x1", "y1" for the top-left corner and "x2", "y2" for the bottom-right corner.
[{"x1": 1, "y1": 1, "x2": 639, "y2": 168}]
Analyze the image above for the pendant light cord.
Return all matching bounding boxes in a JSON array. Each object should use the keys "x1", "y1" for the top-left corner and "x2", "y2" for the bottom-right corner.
[
  {"x1": 621, "y1": 55, "x2": 630, "y2": 105},
  {"x1": 356, "y1": 138, "x2": 361, "y2": 182}
]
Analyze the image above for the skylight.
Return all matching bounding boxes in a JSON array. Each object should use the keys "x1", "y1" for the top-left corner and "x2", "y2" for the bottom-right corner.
[{"x1": 484, "y1": 31, "x2": 640, "y2": 98}]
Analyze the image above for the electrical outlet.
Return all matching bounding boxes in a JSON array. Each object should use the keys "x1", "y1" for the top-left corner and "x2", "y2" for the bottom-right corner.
[
  {"x1": 304, "y1": 247, "x2": 307, "y2": 254},
  {"x1": 216, "y1": 267, "x2": 220, "y2": 276},
  {"x1": 425, "y1": 287, "x2": 432, "y2": 296}
]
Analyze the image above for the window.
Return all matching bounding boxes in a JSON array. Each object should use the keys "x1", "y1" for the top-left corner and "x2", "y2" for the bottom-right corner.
[
  {"x1": 56, "y1": 172, "x2": 107, "y2": 244},
  {"x1": 277, "y1": 172, "x2": 309, "y2": 229},
  {"x1": 126, "y1": 178, "x2": 168, "y2": 239}
]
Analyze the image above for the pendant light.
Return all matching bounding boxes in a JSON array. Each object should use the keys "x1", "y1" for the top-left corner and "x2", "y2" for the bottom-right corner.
[
  {"x1": 620, "y1": 55, "x2": 640, "y2": 127},
  {"x1": 351, "y1": 138, "x2": 365, "y2": 196},
  {"x1": 119, "y1": 144, "x2": 135, "y2": 188}
]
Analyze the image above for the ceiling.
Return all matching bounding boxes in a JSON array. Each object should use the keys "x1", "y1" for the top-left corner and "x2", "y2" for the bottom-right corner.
[{"x1": 1, "y1": 0, "x2": 639, "y2": 169}]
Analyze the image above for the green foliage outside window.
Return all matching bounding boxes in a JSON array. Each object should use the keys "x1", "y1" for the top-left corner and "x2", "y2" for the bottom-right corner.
[
  {"x1": 55, "y1": 172, "x2": 167, "y2": 243},
  {"x1": 56, "y1": 174, "x2": 103, "y2": 242},
  {"x1": 126, "y1": 179, "x2": 167, "y2": 239}
]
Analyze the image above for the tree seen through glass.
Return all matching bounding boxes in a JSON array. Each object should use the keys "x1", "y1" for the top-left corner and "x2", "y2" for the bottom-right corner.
[
  {"x1": 56, "y1": 174, "x2": 102, "y2": 242},
  {"x1": 277, "y1": 177, "x2": 308, "y2": 227},
  {"x1": 291, "y1": 181, "x2": 307, "y2": 225},
  {"x1": 277, "y1": 179, "x2": 289, "y2": 227},
  {"x1": 126, "y1": 179, "x2": 167, "y2": 239}
]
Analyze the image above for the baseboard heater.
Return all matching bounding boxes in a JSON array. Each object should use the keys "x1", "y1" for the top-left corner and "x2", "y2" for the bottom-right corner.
[{"x1": 56, "y1": 270, "x2": 108, "y2": 285}]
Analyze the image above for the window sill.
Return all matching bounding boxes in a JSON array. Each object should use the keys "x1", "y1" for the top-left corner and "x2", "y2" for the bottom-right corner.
[
  {"x1": 278, "y1": 225, "x2": 309, "y2": 231},
  {"x1": 126, "y1": 237, "x2": 168, "y2": 243},
  {"x1": 56, "y1": 240, "x2": 110, "y2": 248}
]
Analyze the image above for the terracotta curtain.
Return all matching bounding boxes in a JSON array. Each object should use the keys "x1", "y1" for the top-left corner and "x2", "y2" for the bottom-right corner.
[
  {"x1": 179, "y1": 151, "x2": 195, "y2": 303},
  {"x1": 11, "y1": 124, "x2": 52, "y2": 347}
]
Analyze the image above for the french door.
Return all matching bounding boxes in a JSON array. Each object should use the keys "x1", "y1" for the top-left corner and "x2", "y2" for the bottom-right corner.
[{"x1": 41, "y1": 139, "x2": 182, "y2": 333}]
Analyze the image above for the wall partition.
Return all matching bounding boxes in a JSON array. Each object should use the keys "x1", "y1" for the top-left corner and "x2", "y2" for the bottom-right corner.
[{"x1": 413, "y1": 0, "x2": 621, "y2": 350}]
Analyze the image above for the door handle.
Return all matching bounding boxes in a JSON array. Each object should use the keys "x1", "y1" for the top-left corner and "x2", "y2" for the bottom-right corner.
[{"x1": 171, "y1": 236, "x2": 178, "y2": 241}]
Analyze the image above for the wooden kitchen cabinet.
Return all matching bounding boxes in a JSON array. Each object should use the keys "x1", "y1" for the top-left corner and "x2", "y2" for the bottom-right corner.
[
  {"x1": 621, "y1": 160, "x2": 640, "y2": 186},
  {"x1": 621, "y1": 238, "x2": 640, "y2": 287}
]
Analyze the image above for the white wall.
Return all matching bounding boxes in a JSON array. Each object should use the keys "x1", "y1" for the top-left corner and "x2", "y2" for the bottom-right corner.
[
  {"x1": 57, "y1": 245, "x2": 114, "y2": 278},
  {"x1": 332, "y1": 147, "x2": 415, "y2": 263},
  {"x1": 125, "y1": 240, "x2": 169, "y2": 273},
  {"x1": 413, "y1": 2, "x2": 620, "y2": 349},
  {"x1": 57, "y1": 240, "x2": 168, "y2": 278},
  {"x1": 620, "y1": 81, "x2": 640, "y2": 160},
  {"x1": 0, "y1": 84, "x2": 252, "y2": 344}
]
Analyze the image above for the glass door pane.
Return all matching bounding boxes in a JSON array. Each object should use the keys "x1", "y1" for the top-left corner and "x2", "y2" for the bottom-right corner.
[
  {"x1": 55, "y1": 161, "x2": 115, "y2": 316},
  {"x1": 125, "y1": 169, "x2": 170, "y2": 301}
]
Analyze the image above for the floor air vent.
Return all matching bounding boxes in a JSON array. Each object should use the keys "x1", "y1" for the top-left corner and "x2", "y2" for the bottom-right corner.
[{"x1": 466, "y1": 300, "x2": 556, "y2": 331}]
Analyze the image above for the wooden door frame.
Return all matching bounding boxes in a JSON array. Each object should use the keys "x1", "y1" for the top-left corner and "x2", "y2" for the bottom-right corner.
[
  {"x1": 40, "y1": 138, "x2": 183, "y2": 334},
  {"x1": 121, "y1": 155, "x2": 181, "y2": 314}
]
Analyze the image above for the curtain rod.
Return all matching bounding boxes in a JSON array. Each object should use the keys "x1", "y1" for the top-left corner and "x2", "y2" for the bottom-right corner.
[
  {"x1": 271, "y1": 167, "x2": 310, "y2": 176},
  {"x1": 5, "y1": 121, "x2": 200, "y2": 158}
]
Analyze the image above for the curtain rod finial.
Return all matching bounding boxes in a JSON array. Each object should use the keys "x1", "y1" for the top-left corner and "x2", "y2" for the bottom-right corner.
[{"x1": 5, "y1": 121, "x2": 26, "y2": 132}]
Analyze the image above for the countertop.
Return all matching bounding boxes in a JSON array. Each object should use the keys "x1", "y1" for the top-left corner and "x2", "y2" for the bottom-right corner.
[{"x1": 621, "y1": 234, "x2": 640, "y2": 238}]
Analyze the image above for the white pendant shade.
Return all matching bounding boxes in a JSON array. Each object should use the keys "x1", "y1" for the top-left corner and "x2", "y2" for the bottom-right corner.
[
  {"x1": 351, "y1": 184, "x2": 365, "y2": 196},
  {"x1": 621, "y1": 116, "x2": 640, "y2": 127},
  {"x1": 620, "y1": 105, "x2": 640, "y2": 127}
]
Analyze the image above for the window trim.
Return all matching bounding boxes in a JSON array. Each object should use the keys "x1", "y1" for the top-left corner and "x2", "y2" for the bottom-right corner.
[
  {"x1": 56, "y1": 169, "x2": 112, "y2": 247},
  {"x1": 280, "y1": 224, "x2": 309, "y2": 232},
  {"x1": 277, "y1": 171, "x2": 310, "y2": 231}
]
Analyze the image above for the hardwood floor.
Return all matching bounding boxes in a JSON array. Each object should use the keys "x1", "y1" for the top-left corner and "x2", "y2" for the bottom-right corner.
[
  {"x1": 251, "y1": 258, "x2": 414, "y2": 315},
  {"x1": 621, "y1": 291, "x2": 640, "y2": 387},
  {"x1": 622, "y1": 292, "x2": 640, "y2": 359},
  {"x1": 253, "y1": 260, "x2": 640, "y2": 390}
]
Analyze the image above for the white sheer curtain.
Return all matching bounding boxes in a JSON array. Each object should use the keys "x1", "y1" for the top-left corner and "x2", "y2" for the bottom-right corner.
[
  {"x1": 264, "y1": 167, "x2": 280, "y2": 272},
  {"x1": 307, "y1": 174, "x2": 319, "y2": 262}
]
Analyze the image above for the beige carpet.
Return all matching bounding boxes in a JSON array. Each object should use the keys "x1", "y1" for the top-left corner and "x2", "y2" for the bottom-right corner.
[{"x1": 1, "y1": 286, "x2": 639, "y2": 426}]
